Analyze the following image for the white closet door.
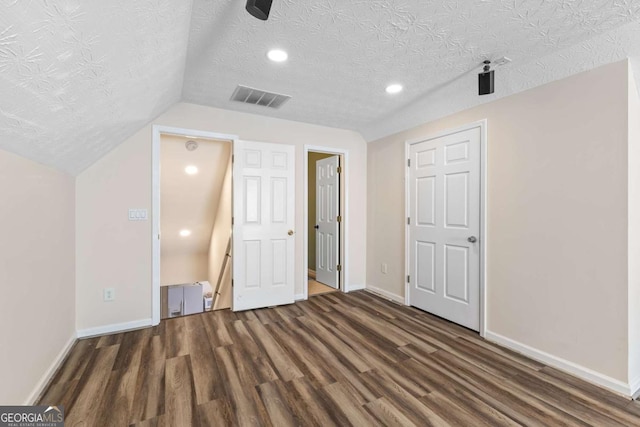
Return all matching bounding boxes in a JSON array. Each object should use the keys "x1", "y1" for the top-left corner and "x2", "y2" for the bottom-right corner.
[{"x1": 408, "y1": 126, "x2": 481, "y2": 331}]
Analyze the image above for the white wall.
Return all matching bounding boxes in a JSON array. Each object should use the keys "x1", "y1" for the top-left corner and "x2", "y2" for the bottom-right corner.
[
  {"x1": 76, "y1": 102, "x2": 367, "y2": 330},
  {"x1": 0, "y1": 149, "x2": 75, "y2": 404},
  {"x1": 368, "y1": 60, "x2": 631, "y2": 385},
  {"x1": 208, "y1": 154, "x2": 232, "y2": 310},
  {"x1": 160, "y1": 253, "x2": 208, "y2": 286},
  {"x1": 628, "y1": 61, "x2": 640, "y2": 391}
]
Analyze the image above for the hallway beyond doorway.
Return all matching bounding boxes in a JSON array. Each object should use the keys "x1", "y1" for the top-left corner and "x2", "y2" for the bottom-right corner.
[{"x1": 308, "y1": 278, "x2": 337, "y2": 296}]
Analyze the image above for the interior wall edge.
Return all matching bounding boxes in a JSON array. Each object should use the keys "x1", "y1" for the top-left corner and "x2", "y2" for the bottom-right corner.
[
  {"x1": 626, "y1": 58, "x2": 640, "y2": 387},
  {"x1": 630, "y1": 375, "x2": 640, "y2": 400},
  {"x1": 485, "y1": 330, "x2": 633, "y2": 398},
  {"x1": 26, "y1": 332, "x2": 77, "y2": 405}
]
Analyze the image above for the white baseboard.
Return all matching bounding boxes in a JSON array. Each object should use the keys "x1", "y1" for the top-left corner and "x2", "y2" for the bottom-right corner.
[
  {"x1": 346, "y1": 284, "x2": 365, "y2": 292},
  {"x1": 26, "y1": 332, "x2": 77, "y2": 405},
  {"x1": 365, "y1": 286, "x2": 405, "y2": 304},
  {"x1": 630, "y1": 375, "x2": 640, "y2": 399},
  {"x1": 294, "y1": 293, "x2": 306, "y2": 301},
  {"x1": 77, "y1": 318, "x2": 153, "y2": 339},
  {"x1": 485, "y1": 330, "x2": 633, "y2": 397}
]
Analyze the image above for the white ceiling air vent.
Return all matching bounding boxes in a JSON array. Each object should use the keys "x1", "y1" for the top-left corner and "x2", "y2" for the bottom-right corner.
[{"x1": 230, "y1": 85, "x2": 291, "y2": 109}]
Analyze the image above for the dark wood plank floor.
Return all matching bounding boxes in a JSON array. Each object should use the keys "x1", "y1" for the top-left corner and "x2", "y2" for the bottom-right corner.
[{"x1": 39, "y1": 291, "x2": 640, "y2": 426}]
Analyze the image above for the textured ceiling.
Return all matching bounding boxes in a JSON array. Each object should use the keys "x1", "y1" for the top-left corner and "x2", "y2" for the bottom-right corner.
[
  {"x1": 183, "y1": 0, "x2": 640, "y2": 141},
  {"x1": 0, "y1": 0, "x2": 193, "y2": 174},
  {"x1": 2, "y1": 0, "x2": 640, "y2": 174}
]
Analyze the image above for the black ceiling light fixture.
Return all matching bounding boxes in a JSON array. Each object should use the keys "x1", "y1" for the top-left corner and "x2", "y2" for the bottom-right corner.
[
  {"x1": 246, "y1": 0, "x2": 273, "y2": 20},
  {"x1": 478, "y1": 60, "x2": 494, "y2": 96}
]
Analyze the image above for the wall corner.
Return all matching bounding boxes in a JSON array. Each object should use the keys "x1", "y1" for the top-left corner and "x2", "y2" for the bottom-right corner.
[{"x1": 627, "y1": 58, "x2": 640, "y2": 389}]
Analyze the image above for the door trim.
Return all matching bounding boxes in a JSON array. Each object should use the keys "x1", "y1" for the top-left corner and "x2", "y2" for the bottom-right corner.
[
  {"x1": 302, "y1": 145, "x2": 349, "y2": 300},
  {"x1": 151, "y1": 125, "x2": 238, "y2": 326},
  {"x1": 404, "y1": 120, "x2": 488, "y2": 337}
]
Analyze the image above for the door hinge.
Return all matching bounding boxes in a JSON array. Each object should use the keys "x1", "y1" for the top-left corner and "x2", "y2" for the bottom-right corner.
[
  {"x1": 232, "y1": 154, "x2": 235, "y2": 163},
  {"x1": 337, "y1": 264, "x2": 342, "y2": 272},
  {"x1": 232, "y1": 217, "x2": 234, "y2": 225},
  {"x1": 337, "y1": 215, "x2": 342, "y2": 222},
  {"x1": 407, "y1": 275, "x2": 410, "y2": 283},
  {"x1": 337, "y1": 166, "x2": 342, "y2": 174},
  {"x1": 407, "y1": 158, "x2": 411, "y2": 167},
  {"x1": 407, "y1": 217, "x2": 410, "y2": 225}
]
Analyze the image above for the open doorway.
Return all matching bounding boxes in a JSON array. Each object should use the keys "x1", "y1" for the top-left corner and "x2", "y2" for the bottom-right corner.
[
  {"x1": 153, "y1": 130, "x2": 234, "y2": 321},
  {"x1": 153, "y1": 129, "x2": 300, "y2": 321},
  {"x1": 306, "y1": 149, "x2": 345, "y2": 297}
]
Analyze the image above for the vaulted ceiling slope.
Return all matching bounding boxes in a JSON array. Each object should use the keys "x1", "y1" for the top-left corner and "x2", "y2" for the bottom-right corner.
[
  {"x1": 2, "y1": 1, "x2": 640, "y2": 175},
  {"x1": 161, "y1": 135, "x2": 230, "y2": 257},
  {"x1": 0, "y1": 1, "x2": 193, "y2": 175}
]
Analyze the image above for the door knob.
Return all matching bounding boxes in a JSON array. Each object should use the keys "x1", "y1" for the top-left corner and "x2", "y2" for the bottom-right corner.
[
  {"x1": 288, "y1": 230, "x2": 294, "y2": 236},
  {"x1": 467, "y1": 236, "x2": 477, "y2": 243},
  {"x1": 314, "y1": 225, "x2": 319, "y2": 229}
]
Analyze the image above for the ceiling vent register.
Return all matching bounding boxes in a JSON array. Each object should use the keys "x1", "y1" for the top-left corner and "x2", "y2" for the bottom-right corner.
[{"x1": 230, "y1": 85, "x2": 291, "y2": 109}]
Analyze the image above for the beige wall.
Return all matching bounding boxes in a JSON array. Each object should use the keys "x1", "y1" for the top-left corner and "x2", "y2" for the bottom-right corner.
[
  {"x1": 0, "y1": 149, "x2": 75, "y2": 404},
  {"x1": 76, "y1": 122, "x2": 154, "y2": 330},
  {"x1": 368, "y1": 60, "x2": 630, "y2": 382},
  {"x1": 209, "y1": 154, "x2": 232, "y2": 310},
  {"x1": 307, "y1": 152, "x2": 334, "y2": 271},
  {"x1": 76, "y1": 102, "x2": 367, "y2": 330},
  {"x1": 628, "y1": 61, "x2": 640, "y2": 387},
  {"x1": 160, "y1": 253, "x2": 208, "y2": 286}
]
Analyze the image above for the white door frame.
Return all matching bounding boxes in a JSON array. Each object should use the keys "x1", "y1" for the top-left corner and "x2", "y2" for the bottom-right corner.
[
  {"x1": 404, "y1": 120, "x2": 488, "y2": 337},
  {"x1": 151, "y1": 125, "x2": 238, "y2": 326},
  {"x1": 302, "y1": 145, "x2": 349, "y2": 300}
]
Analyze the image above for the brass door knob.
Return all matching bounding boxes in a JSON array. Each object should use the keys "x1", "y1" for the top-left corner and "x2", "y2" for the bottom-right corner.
[{"x1": 288, "y1": 230, "x2": 294, "y2": 236}]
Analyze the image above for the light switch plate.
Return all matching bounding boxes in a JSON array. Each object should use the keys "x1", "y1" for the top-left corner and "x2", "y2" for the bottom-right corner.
[
  {"x1": 104, "y1": 288, "x2": 115, "y2": 302},
  {"x1": 128, "y1": 209, "x2": 148, "y2": 221}
]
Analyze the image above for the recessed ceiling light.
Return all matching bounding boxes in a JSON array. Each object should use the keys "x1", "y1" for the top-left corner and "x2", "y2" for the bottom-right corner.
[
  {"x1": 385, "y1": 84, "x2": 403, "y2": 94},
  {"x1": 179, "y1": 229, "x2": 192, "y2": 237},
  {"x1": 267, "y1": 49, "x2": 288, "y2": 63},
  {"x1": 185, "y1": 165, "x2": 198, "y2": 175}
]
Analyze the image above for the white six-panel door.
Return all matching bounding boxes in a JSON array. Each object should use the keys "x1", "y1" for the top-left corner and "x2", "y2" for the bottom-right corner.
[
  {"x1": 233, "y1": 140, "x2": 295, "y2": 311},
  {"x1": 408, "y1": 126, "x2": 481, "y2": 331},
  {"x1": 316, "y1": 155, "x2": 339, "y2": 289}
]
